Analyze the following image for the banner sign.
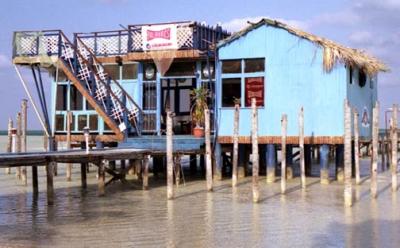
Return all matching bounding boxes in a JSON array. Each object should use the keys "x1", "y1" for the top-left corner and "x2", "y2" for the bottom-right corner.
[
  {"x1": 245, "y1": 77, "x2": 264, "y2": 107},
  {"x1": 142, "y1": 24, "x2": 178, "y2": 51}
]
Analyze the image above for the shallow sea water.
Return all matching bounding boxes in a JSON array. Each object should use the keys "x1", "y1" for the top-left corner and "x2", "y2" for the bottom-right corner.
[{"x1": 0, "y1": 136, "x2": 399, "y2": 247}]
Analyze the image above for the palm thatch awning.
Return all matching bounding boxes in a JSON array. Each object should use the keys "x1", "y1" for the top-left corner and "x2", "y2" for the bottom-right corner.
[{"x1": 218, "y1": 18, "x2": 388, "y2": 76}]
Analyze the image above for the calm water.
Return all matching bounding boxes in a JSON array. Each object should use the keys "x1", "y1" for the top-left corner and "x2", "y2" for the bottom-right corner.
[{"x1": 0, "y1": 136, "x2": 399, "y2": 247}]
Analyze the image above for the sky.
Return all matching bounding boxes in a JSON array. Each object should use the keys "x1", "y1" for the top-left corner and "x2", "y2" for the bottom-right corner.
[{"x1": 0, "y1": 0, "x2": 398, "y2": 129}]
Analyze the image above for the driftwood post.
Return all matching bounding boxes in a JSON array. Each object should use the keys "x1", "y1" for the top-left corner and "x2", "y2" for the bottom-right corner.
[
  {"x1": 281, "y1": 114, "x2": 287, "y2": 194},
  {"x1": 232, "y1": 104, "x2": 240, "y2": 187},
  {"x1": 46, "y1": 162, "x2": 55, "y2": 205},
  {"x1": 16, "y1": 112, "x2": 22, "y2": 180},
  {"x1": 371, "y1": 101, "x2": 379, "y2": 198},
  {"x1": 5, "y1": 118, "x2": 13, "y2": 174},
  {"x1": 205, "y1": 109, "x2": 213, "y2": 191},
  {"x1": 98, "y1": 159, "x2": 106, "y2": 196},
  {"x1": 251, "y1": 98, "x2": 260, "y2": 203},
  {"x1": 344, "y1": 100, "x2": 352, "y2": 207},
  {"x1": 391, "y1": 104, "x2": 398, "y2": 192},
  {"x1": 143, "y1": 155, "x2": 149, "y2": 190},
  {"x1": 21, "y1": 100, "x2": 27, "y2": 185},
  {"x1": 166, "y1": 111, "x2": 174, "y2": 199},
  {"x1": 66, "y1": 111, "x2": 72, "y2": 181},
  {"x1": 354, "y1": 109, "x2": 360, "y2": 185},
  {"x1": 299, "y1": 107, "x2": 306, "y2": 188}
]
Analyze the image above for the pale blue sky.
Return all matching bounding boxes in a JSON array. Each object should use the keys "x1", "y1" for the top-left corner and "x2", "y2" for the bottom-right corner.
[{"x1": 0, "y1": 0, "x2": 398, "y2": 129}]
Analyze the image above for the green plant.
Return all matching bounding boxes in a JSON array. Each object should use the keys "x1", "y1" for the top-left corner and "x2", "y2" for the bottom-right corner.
[{"x1": 190, "y1": 86, "x2": 209, "y2": 128}]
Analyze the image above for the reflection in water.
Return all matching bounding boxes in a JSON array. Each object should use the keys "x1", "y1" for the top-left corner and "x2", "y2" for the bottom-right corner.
[{"x1": 0, "y1": 136, "x2": 399, "y2": 247}]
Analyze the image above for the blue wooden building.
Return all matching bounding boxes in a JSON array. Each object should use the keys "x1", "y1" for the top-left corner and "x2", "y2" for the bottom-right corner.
[{"x1": 213, "y1": 18, "x2": 387, "y2": 179}]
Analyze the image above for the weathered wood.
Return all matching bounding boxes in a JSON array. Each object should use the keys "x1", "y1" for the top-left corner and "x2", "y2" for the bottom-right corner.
[
  {"x1": 353, "y1": 109, "x2": 360, "y2": 185},
  {"x1": 281, "y1": 114, "x2": 287, "y2": 194},
  {"x1": 299, "y1": 107, "x2": 306, "y2": 188},
  {"x1": 391, "y1": 104, "x2": 398, "y2": 192},
  {"x1": 66, "y1": 111, "x2": 72, "y2": 181},
  {"x1": 174, "y1": 155, "x2": 181, "y2": 186},
  {"x1": 5, "y1": 118, "x2": 13, "y2": 174},
  {"x1": 21, "y1": 100, "x2": 27, "y2": 185},
  {"x1": 166, "y1": 111, "x2": 174, "y2": 199},
  {"x1": 16, "y1": 112, "x2": 22, "y2": 180},
  {"x1": 266, "y1": 144, "x2": 276, "y2": 183},
  {"x1": 143, "y1": 155, "x2": 149, "y2": 190},
  {"x1": 46, "y1": 162, "x2": 55, "y2": 205},
  {"x1": 251, "y1": 98, "x2": 259, "y2": 203},
  {"x1": 344, "y1": 100, "x2": 352, "y2": 207},
  {"x1": 205, "y1": 109, "x2": 213, "y2": 191},
  {"x1": 98, "y1": 159, "x2": 106, "y2": 196},
  {"x1": 232, "y1": 104, "x2": 240, "y2": 187},
  {"x1": 81, "y1": 162, "x2": 87, "y2": 189},
  {"x1": 32, "y1": 165, "x2": 38, "y2": 194},
  {"x1": 371, "y1": 101, "x2": 379, "y2": 198}
]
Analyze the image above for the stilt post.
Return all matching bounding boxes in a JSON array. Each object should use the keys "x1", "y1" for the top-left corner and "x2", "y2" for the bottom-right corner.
[
  {"x1": 319, "y1": 144, "x2": 330, "y2": 184},
  {"x1": 371, "y1": 101, "x2": 379, "y2": 198},
  {"x1": 66, "y1": 111, "x2": 72, "y2": 181},
  {"x1": 204, "y1": 109, "x2": 213, "y2": 191},
  {"x1": 391, "y1": 104, "x2": 398, "y2": 192},
  {"x1": 5, "y1": 118, "x2": 13, "y2": 174},
  {"x1": 344, "y1": 100, "x2": 353, "y2": 207},
  {"x1": 16, "y1": 112, "x2": 22, "y2": 180},
  {"x1": 143, "y1": 155, "x2": 149, "y2": 190},
  {"x1": 46, "y1": 161, "x2": 55, "y2": 205},
  {"x1": 281, "y1": 114, "x2": 287, "y2": 194},
  {"x1": 354, "y1": 109, "x2": 360, "y2": 185},
  {"x1": 166, "y1": 111, "x2": 174, "y2": 199},
  {"x1": 21, "y1": 100, "x2": 28, "y2": 185},
  {"x1": 98, "y1": 159, "x2": 106, "y2": 196},
  {"x1": 299, "y1": 107, "x2": 306, "y2": 188},
  {"x1": 232, "y1": 104, "x2": 240, "y2": 187},
  {"x1": 251, "y1": 98, "x2": 259, "y2": 203}
]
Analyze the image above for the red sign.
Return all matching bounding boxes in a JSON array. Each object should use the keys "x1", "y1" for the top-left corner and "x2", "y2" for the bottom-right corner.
[
  {"x1": 147, "y1": 28, "x2": 171, "y2": 41},
  {"x1": 245, "y1": 77, "x2": 264, "y2": 107}
]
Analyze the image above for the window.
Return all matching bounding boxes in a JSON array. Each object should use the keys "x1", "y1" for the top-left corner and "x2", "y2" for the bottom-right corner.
[
  {"x1": 245, "y1": 59, "x2": 265, "y2": 73},
  {"x1": 54, "y1": 69, "x2": 68, "y2": 82},
  {"x1": 89, "y1": 115, "x2": 98, "y2": 131},
  {"x1": 122, "y1": 64, "x2": 138, "y2": 80},
  {"x1": 359, "y1": 70, "x2": 367, "y2": 87},
  {"x1": 222, "y1": 78, "x2": 241, "y2": 107},
  {"x1": 56, "y1": 85, "x2": 68, "y2": 110},
  {"x1": 55, "y1": 114, "x2": 64, "y2": 131},
  {"x1": 70, "y1": 85, "x2": 83, "y2": 110},
  {"x1": 103, "y1": 64, "x2": 120, "y2": 79},
  {"x1": 222, "y1": 60, "x2": 241, "y2": 73},
  {"x1": 143, "y1": 82, "x2": 157, "y2": 110},
  {"x1": 245, "y1": 77, "x2": 264, "y2": 107},
  {"x1": 78, "y1": 115, "x2": 87, "y2": 131}
]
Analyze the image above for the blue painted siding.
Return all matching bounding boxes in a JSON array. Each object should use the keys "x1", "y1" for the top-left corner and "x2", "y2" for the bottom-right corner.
[{"x1": 217, "y1": 25, "x2": 347, "y2": 138}]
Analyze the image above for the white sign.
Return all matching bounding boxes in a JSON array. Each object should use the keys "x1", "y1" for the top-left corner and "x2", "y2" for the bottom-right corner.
[{"x1": 142, "y1": 24, "x2": 178, "y2": 51}]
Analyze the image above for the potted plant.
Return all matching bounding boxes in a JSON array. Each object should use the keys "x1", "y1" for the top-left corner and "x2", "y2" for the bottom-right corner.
[{"x1": 190, "y1": 86, "x2": 209, "y2": 137}]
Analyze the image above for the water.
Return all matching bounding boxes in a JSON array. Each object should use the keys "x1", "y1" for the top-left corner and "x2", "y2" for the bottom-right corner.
[{"x1": 0, "y1": 136, "x2": 399, "y2": 247}]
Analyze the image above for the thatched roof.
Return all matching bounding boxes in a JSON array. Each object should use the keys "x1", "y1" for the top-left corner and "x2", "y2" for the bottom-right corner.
[{"x1": 218, "y1": 18, "x2": 388, "y2": 76}]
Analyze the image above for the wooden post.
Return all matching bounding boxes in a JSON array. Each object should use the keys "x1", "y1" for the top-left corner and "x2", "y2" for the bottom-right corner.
[
  {"x1": 5, "y1": 118, "x2": 13, "y2": 174},
  {"x1": 335, "y1": 145, "x2": 344, "y2": 182},
  {"x1": 319, "y1": 145, "x2": 330, "y2": 184},
  {"x1": 16, "y1": 112, "x2": 22, "y2": 180},
  {"x1": 98, "y1": 159, "x2": 106, "y2": 196},
  {"x1": 46, "y1": 162, "x2": 55, "y2": 205},
  {"x1": 81, "y1": 163, "x2": 87, "y2": 189},
  {"x1": 143, "y1": 155, "x2": 149, "y2": 190},
  {"x1": 371, "y1": 101, "x2": 379, "y2": 198},
  {"x1": 266, "y1": 144, "x2": 276, "y2": 183},
  {"x1": 391, "y1": 104, "x2": 398, "y2": 192},
  {"x1": 205, "y1": 109, "x2": 213, "y2": 191},
  {"x1": 32, "y1": 165, "x2": 38, "y2": 195},
  {"x1": 66, "y1": 111, "x2": 72, "y2": 181},
  {"x1": 174, "y1": 155, "x2": 181, "y2": 186},
  {"x1": 354, "y1": 109, "x2": 360, "y2": 185},
  {"x1": 251, "y1": 98, "x2": 259, "y2": 203},
  {"x1": 232, "y1": 104, "x2": 240, "y2": 187},
  {"x1": 344, "y1": 100, "x2": 352, "y2": 207},
  {"x1": 21, "y1": 99, "x2": 28, "y2": 185},
  {"x1": 281, "y1": 114, "x2": 287, "y2": 194},
  {"x1": 299, "y1": 107, "x2": 306, "y2": 188},
  {"x1": 166, "y1": 111, "x2": 174, "y2": 199}
]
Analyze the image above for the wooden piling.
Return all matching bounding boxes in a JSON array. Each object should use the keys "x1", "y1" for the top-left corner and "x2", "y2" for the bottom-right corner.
[
  {"x1": 81, "y1": 163, "x2": 87, "y2": 189},
  {"x1": 98, "y1": 159, "x2": 106, "y2": 196},
  {"x1": 299, "y1": 107, "x2": 306, "y2": 188},
  {"x1": 371, "y1": 101, "x2": 379, "y2": 198},
  {"x1": 66, "y1": 111, "x2": 72, "y2": 181},
  {"x1": 174, "y1": 155, "x2": 181, "y2": 186},
  {"x1": 232, "y1": 104, "x2": 240, "y2": 187},
  {"x1": 46, "y1": 162, "x2": 55, "y2": 205},
  {"x1": 166, "y1": 111, "x2": 174, "y2": 199},
  {"x1": 21, "y1": 100, "x2": 27, "y2": 185},
  {"x1": 353, "y1": 109, "x2": 360, "y2": 185},
  {"x1": 5, "y1": 118, "x2": 13, "y2": 174},
  {"x1": 266, "y1": 144, "x2": 276, "y2": 183},
  {"x1": 344, "y1": 100, "x2": 352, "y2": 207},
  {"x1": 143, "y1": 155, "x2": 149, "y2": 190},
  {"x1": 205, "y1": 109, "x2": 213, "y2": 191},
  {"x1": 391, "y1": 104, "x2": 398, "y2": 192},
  {"x1": 16, "y1": 112, "x2": 22, "y2": 180},
  {"x1": 281, "y1": 114, "x2": 287, "y2": 194},
  {"x1": 251, "y1": 98, "x2": 259, "y2": 203}
]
